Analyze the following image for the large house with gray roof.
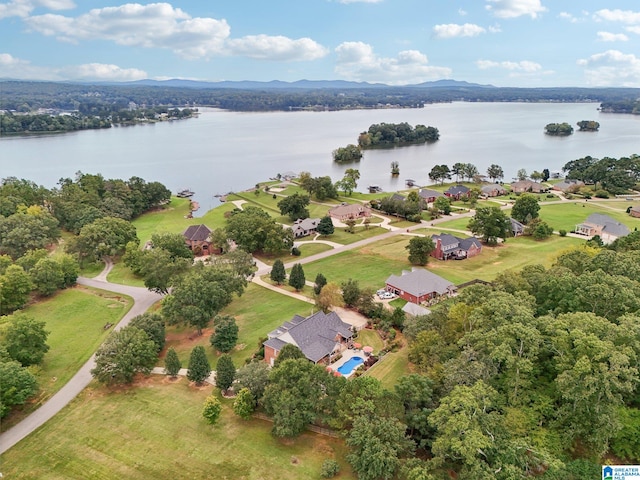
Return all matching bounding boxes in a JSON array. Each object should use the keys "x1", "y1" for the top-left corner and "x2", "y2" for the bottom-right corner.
[
  {"x1": 431, "y1": 233, "x2": 482, "y2": 260},
  {"x1": 575, "y1": 213, "x2": 630, "y2": 244},
  {"x1": 182, "y1": 224, "x2": 213, "y2": 256},
  {"x1": 263, "y1": 311, "x2": 353, "y2": 366},
  {"x1": 385, "y1": 268, "x2": 456, "y2": 305},
  {"x1": 291, "y1": 217, "x2": 320, "y2": 238},
  {"x1": 418, "y1": 188, "x2": 444, "y2": 203}
]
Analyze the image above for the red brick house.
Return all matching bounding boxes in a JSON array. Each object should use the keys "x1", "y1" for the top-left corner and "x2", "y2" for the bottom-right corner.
[
  {"x1": 385, "y1": 268, "x2": 456, "y2": 304},
  {"x1": 431, "y1": 233, "x2": 482, "y2": 260},
  {"x1": 444, "y1": 185, "x2": 471, "y2": 201},
  {"x1": 182, "y1": 224, "x2": 212, "y2": 256},
  {"x1": 629, "y1": 205, "x2": 640, "y2": 218}
]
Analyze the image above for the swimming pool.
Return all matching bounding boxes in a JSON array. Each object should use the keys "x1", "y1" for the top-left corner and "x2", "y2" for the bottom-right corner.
[{"x1": 337, "y1": 356, "x2": 364, "y2": 375}]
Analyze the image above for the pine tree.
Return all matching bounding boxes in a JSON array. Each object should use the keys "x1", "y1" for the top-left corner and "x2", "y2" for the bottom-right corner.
[
  {"x1": 270, "y1": 259, "x2": 286, "y2": 285},
  {"x1": 216, "y1": 354, "x2": 236, "y2": 394},
  {"x1": 288, "y1": 263, "x2": 306, "y2": 291},
  {"x1": 187, "y1": 345, "x2": 211, "y2": 385},
  {"x1": 164, "y1": 347, "x2": 182, "y2": 377},
  {"x1": 314, "y1": 273, "x2": 327, "y2": 295}
]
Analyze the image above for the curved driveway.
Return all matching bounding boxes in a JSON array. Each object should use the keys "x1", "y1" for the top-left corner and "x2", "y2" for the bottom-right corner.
[{"x1": 0, "y1": 261, "x2": 163, "y2": 455}]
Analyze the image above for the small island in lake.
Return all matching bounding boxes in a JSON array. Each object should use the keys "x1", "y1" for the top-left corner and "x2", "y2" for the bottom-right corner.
[
  {"x1": 577, "y1": 120, "x2": 600, "y2": 131},
  {"x1": 544, "y1": 122, "x2": 574, "y2": 136},
  {"x1": 358, "y1": 122, "x2": 439, "y2": 148}
]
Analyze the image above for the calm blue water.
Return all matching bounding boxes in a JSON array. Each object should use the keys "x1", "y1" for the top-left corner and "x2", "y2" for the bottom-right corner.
[
  {"x1": 337, "y1": 356, "x2": 364, "y2": 375},
  {"x1": 3, "y1": 103, "x2": 640, "y2": 216}
]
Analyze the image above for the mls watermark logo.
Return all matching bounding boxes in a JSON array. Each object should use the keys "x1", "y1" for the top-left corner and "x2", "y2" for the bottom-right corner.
[{"x1": 603, "y1": 465, "x2": 640, "y2": 479}]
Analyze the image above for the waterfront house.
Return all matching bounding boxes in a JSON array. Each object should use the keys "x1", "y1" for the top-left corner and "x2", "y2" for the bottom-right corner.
[
  {"x1": 510, "y1": 180, "x2": 546, "y2": 194},
  {"x1": 629, "y1": 205, "x2": 640, "y2": 218},
  {"x1": 481, "y1": 184, "x2": 508, "y2": 197},
  {"x1": 328, "y1": 203, "x2": 371, "y2": 221},
  {"x1": 291, "y1": 218, "x2": 320, "y2": 238},
  {"x1": 385, "y1": 268, "x2": 457, "y2": 305},
  {"x1": 552, "y1": 179, "x2": 584, "y2": 193},
  {"x1": 418, "y1": 188, "x2": 444, "y2": 203},
  {"x1": 444, "y1": 185, "x2": 471, "y2": 200},
  {"x1": 182, "y1": 224, "x2": 213, "y2": 255},
  {"x1": 263, "y1": 311, "x2": 353, "y2": 366}
]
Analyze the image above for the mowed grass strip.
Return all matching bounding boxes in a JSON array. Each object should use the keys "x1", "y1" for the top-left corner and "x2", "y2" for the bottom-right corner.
[
  {"x1": 538, "y1": 201, "x2": 640, "y2": 232},
  {"x1": 365, "y1": 347, "x2": 411, "y2": 391},
  {"x1": 1, "y1": 287, "x2": 131, "y2": 431},
  {"x1": 2, "y1": 377, "x2": 355, "y2": 480}
]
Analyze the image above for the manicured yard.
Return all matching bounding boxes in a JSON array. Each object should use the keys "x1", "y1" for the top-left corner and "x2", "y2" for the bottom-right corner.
[
  {"x1": 132, "y1": 197, "x2": 194, "y2": 243},
  {"x1": 365, "y1": 347, "x2": 411, "y2": 391},
  {"x1": 354, "y1": 328, "x2": 384, "y2": 354},
  {"x1": 254, "y1": 242, "x2": 333, "y2": 266},
  {"x1": 161, "y1": 283, "x2": 312, "y2": 369},
  {"x1": 1, "y1": 377, "x2": 354, "y2": 479},
  {"x1": 539, "y1": 201, "x2": 640, "y2": 232},
  {"x1": 1, "y1": 287, "x2": 131, "y2": 431}
]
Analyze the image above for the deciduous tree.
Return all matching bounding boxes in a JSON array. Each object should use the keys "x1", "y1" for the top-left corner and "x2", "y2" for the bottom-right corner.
[
  {"x1": 406, "y1": 237, "x2": 435, "y2": 265},
  {"x1": 277, "y1": 193, "x2": 310, "y2": 221},
  {"x1": 0, "y1": 360, "x2": 38, "y2": 418},
  {"x1": 202, "y1": 395, "x2": 222, "y2": 424},
  {"x1": 233, "y1": 387, "x2": 255, "y2": 419},
  {"x1": 467, "y1": 206, "x2": 510, "y2": 245},
  {"x1": 210, "y1": 315, "x2": 239, "y2": 353},
  {"x1": 316, "y1": 216, "x2": 334, "y2": 236},
  {"x1": 91, "y1": 326, "x2": 158, "y2": 384},
  {"x1": 4, "y1": 314, "x2": 49, "y2": 366}
]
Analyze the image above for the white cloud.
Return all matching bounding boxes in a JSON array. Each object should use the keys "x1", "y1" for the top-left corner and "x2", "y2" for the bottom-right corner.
[
  {"x1": 577, "y1": 50, "x2": 640, "y2": 87},
  {"x1": 594, "y1": 9, "x2": 640, "y2": 24},
  {"x1": 597, "y1": 31, "x2": 628, "y2": 42},
  {"x1": 558, "y1": 12, "x2": 577, "y2": 23},
  {"x1": 488, "y1": 24, "x2": 502, "y2": 33},
  {"x1": 334, "y1": 42, "x2": 451, "y2": 85},
  {"x1": 625, "y1": 26, "x2": 640, "y2": 34},
  {"x1": 226, "y1": 35, "x2": 328, "y2": 61},
  {"x1": 0, "y1": 53, "x2": 144, "y2": 81},
  {"x1": 0, "y1": 0, "x2": 74, "y2": 19},
  {"x1": 458, "y1": 8, "x2": 467, "y2": 16},
  {"x1": 485, "y1": 0, "x2": 546, "y2": 19},
  {"x1": 433, "y1": 23, "x2": 486, "y2": 39},
  {"x1": 24, "y1": 2, "x2": 327, "y2": 62},
  {"x1": 476, "y1": 59, "x2": 542, "y2": 72},
  {"x1": 62, "y1": 63, "x2": 147, "y2": 81}
]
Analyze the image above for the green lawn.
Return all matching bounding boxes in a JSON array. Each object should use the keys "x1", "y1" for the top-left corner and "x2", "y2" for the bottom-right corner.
[
  {"x1": 1, "y1": 377, "x2": 354, "y2": 480},
  {"x1": 324, "y1": 225, "x2": 387, "y2": 245},
  {"x1": 254, "y1": 241, "x2": 333, "y2": 266},
  {"x1": 132, "y1": 197, "x2": 194, "y2": 243},
  {"x1": 162, "y1": 283, "x2": 312, "y2": 369},
  {"x1": 1, "y1": 287, "x2": 132, "y2": 431},
  {"x1": 354, "y1": 329, "x2": 384, "y2": 353},
  {"x1": 365, "y1": 348, "x2": 411, "y2": 391},
  {"x1": 539, "y1": 202, "x2": 640, "y2": 232},
  {"x1": 301, "y1": 232, "x2": 584, "y2": 288}
]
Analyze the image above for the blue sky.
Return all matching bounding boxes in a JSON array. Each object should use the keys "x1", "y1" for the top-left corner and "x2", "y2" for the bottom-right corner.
[{"x1": 1, "y1": 0, "x2": 640, "y2": 86}]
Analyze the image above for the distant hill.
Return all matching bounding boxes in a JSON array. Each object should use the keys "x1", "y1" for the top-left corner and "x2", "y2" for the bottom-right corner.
[{"x1": 119, "y1": 78, "x2": 494, "y2": 90}]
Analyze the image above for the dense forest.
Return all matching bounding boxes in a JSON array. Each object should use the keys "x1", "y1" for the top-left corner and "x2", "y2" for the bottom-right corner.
[
  {"x1": 2, "y1": 80, "x2": 640, "y2": 114},
  {"x1": 358, "y1": 122, "x2": 439, "y2": 148}
]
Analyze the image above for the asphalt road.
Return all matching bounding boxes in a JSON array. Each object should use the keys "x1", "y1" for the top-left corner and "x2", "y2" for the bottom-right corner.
[{"x1": 0, "y1": 261, "x2": 163, "y2": 455}]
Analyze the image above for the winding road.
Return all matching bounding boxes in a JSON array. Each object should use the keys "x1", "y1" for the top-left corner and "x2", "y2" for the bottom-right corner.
[{"x1": 0, "y1": 260, "x2": 163, "y2": 455}]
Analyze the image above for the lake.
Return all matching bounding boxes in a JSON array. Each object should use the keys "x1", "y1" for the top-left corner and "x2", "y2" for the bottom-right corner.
[{"x1": 2, "y1": 102, "x2": 640, "y2": 213}]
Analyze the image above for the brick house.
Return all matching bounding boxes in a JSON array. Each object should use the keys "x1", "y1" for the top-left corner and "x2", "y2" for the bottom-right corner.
[
  {"x1": 629, "y1": 205, "x2": 640, "y2": 218},
  {"x1": 263, "y1": 311, "x2": 354, "y2": 366},
  {"x1": 418, "y1": 188, "x2": 444, "y2": 204},
  {"x1": 481, "y1": 184, "x2": 507, "y2": 197},
  {"x1": 328, "y1": 203, "x2": 371, "y2": 221},
  {"x1": 182, "y1": 224, "x2": 213, "y2": 256},
  {"x1": 444, "y1": 185, "x2": 471, "y2": 201},
  {"x1": 510, "y1": 180, "x2": 546, "y2": 194},
  {"x1": 575, "y1": 213, "x2": 630, "y2": 244},
  {"x1": 385, "y1": 268, "x2": 456, "y2": 305},
  {"x1": 431, "y1": 233, "x2": 482, "y2": 260}
]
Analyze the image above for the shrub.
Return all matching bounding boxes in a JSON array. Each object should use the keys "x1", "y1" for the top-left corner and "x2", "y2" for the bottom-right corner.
[
  {"x1": 559, "y1": 229, "x2": 567, "y2": 237},
  {"x1": 321, "y1": 459, "x2": 340, "y2": 478},
  {"x1": 595, "y1": 189, "x2": 610, "y2": 198},
  {"x1": 546, "y1": 193, "x2": 556, "y2": 198},
  {"x1": 291, "y1": 246, "x2": 301, "y2": 256}
]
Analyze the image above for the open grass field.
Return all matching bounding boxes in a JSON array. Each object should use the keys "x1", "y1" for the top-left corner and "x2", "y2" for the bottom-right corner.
[
  {"x1": 1, "y1": 377, "x2": 354, "y2": 480},
  {"x1": 254, "y1": 241, "x2": 333, "y2": 266},
  {"x1": 1, "y1": 287, "x2": 131, "y2": 431},
  {"x1": 539, "y1": 201, "x2": 640, "y2": 232},
  {"x1": 161, "y1": 283, "x2": 312, "y2": 369}
]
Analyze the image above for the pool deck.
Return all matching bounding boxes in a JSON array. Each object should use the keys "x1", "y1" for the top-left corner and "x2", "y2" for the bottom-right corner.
[{"x1": 329, "y1": 348, "x2": 366, "y2": 378}]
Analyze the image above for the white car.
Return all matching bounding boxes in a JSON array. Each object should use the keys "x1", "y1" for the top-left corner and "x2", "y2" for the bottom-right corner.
[{"x1": 379, "y1": 292, "x2": 395, "y2": 299}]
